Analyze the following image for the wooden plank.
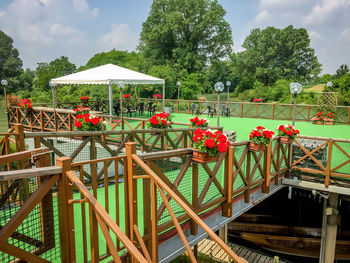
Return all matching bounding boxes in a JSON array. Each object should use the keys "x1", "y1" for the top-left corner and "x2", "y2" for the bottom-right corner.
[
  {"x1": 0, "y1": 167, "x2": 62, "y2": 181},
  {"x1": 95, "y1": 213, "x2": 122, "y2": 263},
  {"x1": 0, "y1": 242, "x2": 50, "y2": 263},
  {"x1": 132, "y1": 154, "x2": 245, "y2": 263}
]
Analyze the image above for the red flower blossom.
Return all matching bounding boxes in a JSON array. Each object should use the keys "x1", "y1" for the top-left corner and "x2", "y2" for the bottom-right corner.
[
  {"x1": 74, "y1": 120, "x2": 82, "y2": 128},
  {"x1": 204, "y1": 138, "x2": 216, "y2": 149},
  {"x1": 217, "y1": 143, "x2": 228, "y2": 153},
  {"x1": 91, "y1": 117, "x2": 100, "y2": 126},
  {"x1": 123, "y1": 94, "x2": 131, "y2": 98},
  {"x1": 217, "y1": 134, "x2": 227, "y2": 143}
]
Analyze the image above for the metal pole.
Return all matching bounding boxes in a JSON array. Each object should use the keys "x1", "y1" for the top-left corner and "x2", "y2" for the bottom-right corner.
[
  {"x1": 3, "y1": 86, "x2": 7, "y2": 106},
  {"x1": 177, "y1": 85, "x2": 180, "y2": 100},
  {"x1": 292, "y1": 94, "x2": 297, "y2": 126},
  {"x1": 319, "y1": 197, "x2": 328, "y2": 263},
  {"x1": 217, "y1": 93, "x2": 220, "y2": 127},
  {"x1": 119, "y1": 85, "x2": 123, "y2": 119},
  {"x1": 227, "y1": 86, "x2": 229, "y2": 102},
  {"x1": 108, "y1": 83, "x2": 113, "y2": 116},
  {"x1": 162, "y1": 83, "x2": 165, "y2": 111}
]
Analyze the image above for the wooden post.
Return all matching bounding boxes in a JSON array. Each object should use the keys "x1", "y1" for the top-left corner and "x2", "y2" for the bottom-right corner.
[
  {"x1": 177, "y1": 100, "x2": 180, "y2": 113},
  {"x1": 223, "y1": 147, "x2": 233, "y2": 217},
  {"x1": 240, "y1": 103, "x2": 243, "y2": 118},
  {"x1": 190, "y1": 163, "x2": 198, "y2": 235},
  {"x1": 125, "y1": 142, "x2": 138, "y2": 243},
  {"x1": 320, "y1": 193, "x2": 339, "y2": 263},
  {"x1": 56, "y1": 157, "x2": 76, "y2": 263},
  {"x1": 143, "y1": 176, "x2": 152, "y2": 253},
  {"x1": 271, "y1": 104, "x2": 275, "y2": 119},
  {"x1": 36, "y1": 151, "x2": 55, "y2": 253},
  {"x1": 262, "y1": 143, "x2": 271, "y2": 193},
  {"x1": 141, "y1": 121, "x2": 145, "y2": 152},
  {"x1": 307, "y1": 106, "x2": 310, "y2": 121},
  {"x1": 68, "y1": 113, "x2": 73, "y2": 131},
  {"x1": 188, "y1": 101, "x2": 190, "y2": 114},
  {"x1": 40, "y1": 110, "x2": 45, "y2": 132},
  {"x1": 244, "y1": 150, "x2": 251, "y2": 203},
  {"x1": 325, "y1": 140, "x2": 333, "y2": 187},
  {"x1": 14, "y1": 124, "x2": 25, "y2": 170},
  {"x1": 150, "y1": 178, "x2": 158, "y2": 263}
]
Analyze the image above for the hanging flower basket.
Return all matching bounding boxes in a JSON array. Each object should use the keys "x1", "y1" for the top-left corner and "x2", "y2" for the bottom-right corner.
[
  {"x1": 248, "y1": 142, "x2": 266, "y2": 152},
  {"x1": 191, "y1": 128, "x2": 230, "y2": 163},
  {"x1": 248, "y1": 126, "x2": 274, "y2": 151},
  {"x1": 192, "y1": 149, "x2": 218, "y2": 164},
  {"x1": 279, "y1": 137, "x2": 292, "y2": 144}
]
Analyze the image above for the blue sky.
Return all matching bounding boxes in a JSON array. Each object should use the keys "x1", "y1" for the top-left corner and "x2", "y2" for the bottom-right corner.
[{"x1": 0, "y1": 0, "x2": 349, "y2": 74}]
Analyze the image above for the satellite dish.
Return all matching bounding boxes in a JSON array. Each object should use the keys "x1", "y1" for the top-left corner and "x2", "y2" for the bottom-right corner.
[
  {"x1": 214, "y1": 82, "x2": 225, "y2": 93},
  {"x1": 1, "y1": 80, "x2": 8, "y2": 86},
  {"x1": 289, "y1": 82, "x2": 302, "y2": 95}
]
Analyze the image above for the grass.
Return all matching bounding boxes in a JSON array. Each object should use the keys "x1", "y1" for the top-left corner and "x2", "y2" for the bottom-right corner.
[{"x1": 303, "y1": 84, "x2": 325, "y2": 93}]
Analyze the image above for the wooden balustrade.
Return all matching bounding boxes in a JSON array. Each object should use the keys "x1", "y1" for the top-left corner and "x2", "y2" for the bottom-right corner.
[{"x1": 26, "y1": 98, "x2": 350, "y2": 124}]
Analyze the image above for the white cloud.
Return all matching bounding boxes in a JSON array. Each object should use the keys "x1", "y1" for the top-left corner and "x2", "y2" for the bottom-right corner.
[
  {"x1": 302, "y1": 0, "x2": 350, "y2": 26},
  {"x1": 308, "y1": 30, "x2": 323, "y2": 40},
  {"x1": 0, "y1": 0, "x2": 99, "y2": 68},
  {"x1": 72, "y1": 0, "x2": 99, "y2": 18},
  {"x1": 98, "y1": 24, "x2": 138, "y2": 51}
]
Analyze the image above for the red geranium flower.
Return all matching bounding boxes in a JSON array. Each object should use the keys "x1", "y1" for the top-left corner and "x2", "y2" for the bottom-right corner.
[
  {"x1": 74, "y1": 120, "x2": 82, "y2": 128},
  {"x1": 204, "y1": 138, "x2": 216, "y2": 149}
]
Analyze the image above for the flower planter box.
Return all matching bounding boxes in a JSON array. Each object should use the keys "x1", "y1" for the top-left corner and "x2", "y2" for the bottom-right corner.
[
  {"x1": 191, "y1": 150, "x2": 218, "y2": 163},
  {"x1": 324, "y1": 121, "x2": 334, "y2": 125},
  {"x1": 313, "y1": 121, "x2": 323, "y2": 125},
  {"x1": 248, "y1": 142, "x2": 266, "y2": 152},
  {"x1": 279, "y1": 137, "x2": 292, "y2": 144}
]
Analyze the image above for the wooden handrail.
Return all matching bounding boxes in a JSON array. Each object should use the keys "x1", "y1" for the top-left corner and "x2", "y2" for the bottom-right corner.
[
  {"x1": 0, "y1": 167, "x2": 62, "y2": 181},
  {"x1": 131, "y1": 153, "x2": 245, "y2": 263},
  {"x1": 65, "y1": 170, "x2": 148, "y2": 262}
]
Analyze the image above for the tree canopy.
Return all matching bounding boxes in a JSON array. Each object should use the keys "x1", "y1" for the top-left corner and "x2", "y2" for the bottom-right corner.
[
  {"x1": 234, "y1": 25, "x2": 321, "y2": 87},
  {"x1": 138, "y1": 0, "x2": 233, "y2": 74},
  {"x1": 0, "y1": 30, "x2": 23, "y2": 94}
]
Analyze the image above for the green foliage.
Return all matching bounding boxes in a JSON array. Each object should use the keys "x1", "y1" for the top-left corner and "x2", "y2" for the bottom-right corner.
[
  {"x1": 234, "y1": 25, "x2": 321, "y2": 86},
  {"x1": 180, "y1": 73, "x2": 203, "y2": 99},
  {"x1": 33, "y1": 56, "x2": 76, "y2": 93},
  {"x1": 336, "y1": 64, "x2": 349, "y2": 78},
  {"x1": 139, "y1": 0, "x2": 233, "y2": 74},
  {"x1": 81, "y1": 50, "x2": 145, "y2": 72}
]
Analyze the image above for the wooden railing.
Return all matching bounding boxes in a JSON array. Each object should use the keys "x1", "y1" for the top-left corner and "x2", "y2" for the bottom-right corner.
[
  {"x1": 0, "y1": 125, "x2": 24, "y2": 158},
  {"x1": 291, "y1": 136, "x2": 350, "y2": 187},
  {"x1": 29, "y1": 98, "x2": 350, "y2": 124},
  {"x1": 2, "y1": 132, "x2": 348, "y2": 261},
  {"x1": 7, "y1": 106, "x2": 226, "y2": 133}
]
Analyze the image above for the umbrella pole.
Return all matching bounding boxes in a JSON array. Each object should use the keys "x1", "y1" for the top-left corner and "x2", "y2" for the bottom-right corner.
[
  {"x1": 162, "y1": 83, "x2": 165, "y2": 111},
  {"x1": 108, "y1": 83, "x2": 113, "y2": 116}
]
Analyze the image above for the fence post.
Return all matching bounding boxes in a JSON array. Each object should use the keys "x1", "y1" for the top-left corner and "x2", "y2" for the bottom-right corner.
[
  {"x1": 125, "y1": 142, "x2": 138, "y2": 243},
  {"x1": 190, "y1": 162, "x2": 198, "y2": 235},
  {"x1": 56, "y1": 157, "x2": 76, "y2": 263},
  {"x1": 262, "y1": 143, "x2": 271, "y2": 193},
  {"x1": 36, "y1": 150, "x2": 55, "y2": 253},
  {"x1": 40, "y1": 110, "x2": 45, "y2": 132},
  {"x1": 271, "y1": 104, "x2": 275, "y2": 120},
  {"x1": 244, "y1": 150, "x2": 251, "y2": 203},
  {"x1": 325, "y1": 140, "x2": 333, "y2": 187},
  {"x1": 14, "y1": 124, "x2": 25, "y2": 153},
  {"x1": 222, "y1": 147, "x2": 233, "y2": 217}
]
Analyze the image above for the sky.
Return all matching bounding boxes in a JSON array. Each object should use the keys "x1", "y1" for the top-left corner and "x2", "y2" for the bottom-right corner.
[{"x1": 0, "y1": 0, "x2": 349, "y2": 74}]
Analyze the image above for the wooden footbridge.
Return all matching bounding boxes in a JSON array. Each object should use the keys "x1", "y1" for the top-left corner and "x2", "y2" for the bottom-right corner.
[{"x1": 1, "y1": 107, "x2": 350, "y2": 262}]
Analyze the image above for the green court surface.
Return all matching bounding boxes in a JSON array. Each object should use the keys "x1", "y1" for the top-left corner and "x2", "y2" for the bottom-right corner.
[{"x1": 108, "y1": 112, "x2": 350, "y2": 141}]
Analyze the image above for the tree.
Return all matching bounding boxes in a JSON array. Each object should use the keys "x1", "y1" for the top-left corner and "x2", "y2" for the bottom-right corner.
[
  {"x1": 0, "y1": 31, "x2": 23, "y2": 94},
  {"x1": 234, "y1": 25, "x2": 321, "y2": 86},
  {"x1": 336, "y1": 64, "x2": 349, "y2": 78},
  {"x1": 81, "y1": 50, "x2": 145, "y2": 72},
  {"x1": 33, "y1": 56, "x2": 76, "y2": 92},
  {"x1": 139, "y1": 0, "x2": 233, "y2": 74}
]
